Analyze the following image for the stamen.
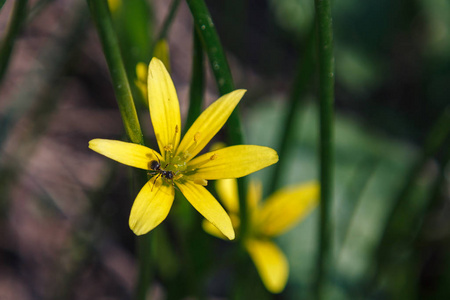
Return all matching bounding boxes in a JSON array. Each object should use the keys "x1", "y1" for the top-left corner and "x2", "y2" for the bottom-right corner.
[
  {"x1": 187, "y1": 152, "x2": 217, "y2": 171},
  {"x1": 181, "y1": 132, "x2": 201, "y2": 160},
  {"x1": 169, "y1": 125, "x2": 179, "y2": 157},
  {"x1": 194, "y1": 132, "x2": 201, "y2": 143},
  {"x1": 164, "y1": 144, "x2": 173, "y2": 152}
]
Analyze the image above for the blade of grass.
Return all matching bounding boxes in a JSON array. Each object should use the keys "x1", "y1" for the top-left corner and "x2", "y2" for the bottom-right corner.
[
  {"x1": 314, "y1": 0, "x2": 335, "y2": 298},
  {"x1": 0, "y1": 0, "x2": 28, "y2": 84},
  {"x1": 86, "y1": 1, "x2": 150, "y2": 299}
]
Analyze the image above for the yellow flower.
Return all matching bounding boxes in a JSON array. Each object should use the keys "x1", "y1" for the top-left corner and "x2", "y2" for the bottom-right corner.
[
  {"x1": 203, "y1": 179, "x2": 319, "y2": 293},
  {"x1": 89, "y1": 58, "x2": 278, "y2": 240}
]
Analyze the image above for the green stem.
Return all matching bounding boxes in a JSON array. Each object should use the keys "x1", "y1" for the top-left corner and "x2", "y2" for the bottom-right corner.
[
  {"x1": 185, "y1": 0, "x2": 243, "y2": 145},
  {"x1": 185, "y1": 0, "x2": 249, "y2": 242},
  {"x1": 0, "y1": 0, "x2": 6, "y2": 11},
  {"x1": 314, "y1": 0, "x2": 335, "y2": 298},
  {"x1": 0, "y1": 0, "x2": 28, "y2": 84},
  {"x1": 156, "y1": 0, "x2": 181, "y2": 42},
  {"x1": 184, "y1": 28, "x2": 204, "y2": 134},
  {"x1": 87, "y1": 1, "x2": 150, "y2": 299},
  {"x1": 268, "y1": 28, "x2": 316, "y2": 193},
  {"x1": 87, "y1": 0, "x2": 143, "y2": 145}
]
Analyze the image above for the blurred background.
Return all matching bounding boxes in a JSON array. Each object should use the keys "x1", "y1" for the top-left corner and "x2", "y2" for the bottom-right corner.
[{"x1": 0, "y1": 0, "x2": 449, "y2": 299}]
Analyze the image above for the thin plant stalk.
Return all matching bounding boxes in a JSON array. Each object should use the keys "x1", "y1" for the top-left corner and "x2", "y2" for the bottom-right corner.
[
  {"x1": 185, "y1": 0, "x2": 249, "y2": 241},
  {"x1": 0, "y1": 0, "x2": 28, "y2": 84},
  {"x1": 87, "y1": 0, "x2": 144, "y2": 145},
  {"x1": 184, "y1": 28, "x2": 204, "y2": 134},
  {"x1": 314, "y1": 0, "x2": 335, "y2": 298},
  {"x1": 156, "y1": 0, "x2": 181, "y2": 42},
  {"x1": 86, "y1": 1, "x2": 151, "y2": 299}
]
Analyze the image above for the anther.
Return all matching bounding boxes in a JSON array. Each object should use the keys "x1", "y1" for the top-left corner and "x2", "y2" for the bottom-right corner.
[
  {"x1": 194, "y1": 132, "x2": 201, "y2": 143},
  {"x1": 194, "y1": 179, "x2": 208, "y2": 186}
]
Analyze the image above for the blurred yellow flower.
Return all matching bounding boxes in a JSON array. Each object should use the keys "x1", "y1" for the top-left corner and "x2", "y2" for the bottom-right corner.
[
  {"x1": 135, "y1": 61, "x2": 148, "y2": 102},
  {"x1": 89, "y1": 58, "x2": 278, "y2": 240},
  {"x1": 136, "y1": 39, "x2": 171, "y2": 103},
  {"x1": 203, "y1": 179, "x2": 318, "y2": 292}
]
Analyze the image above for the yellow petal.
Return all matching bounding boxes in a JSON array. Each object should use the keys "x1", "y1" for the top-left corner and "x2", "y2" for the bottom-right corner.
[
  {"x1": 89, "y1": 139, "x2": 161, "y2": 170},
  {"x1": 186, "y1": 145, "x2": 278, "y2": 180},
  {"x1": 215, "y1": 179, "x2": 239, "y2": 213},
  {"x1": 256, "y1": 182, "x2": 319, "y2": 237},
  {"x1": 153, "y1": 39, "x2": 171, "y2": 72},
  {"x1": 175, "y1": 180, "x2": 235, "y2": 240},
  {"x1": 148, "y1": 57, "x2": 181, "y2": 160},
  {"x1": 129, "y1": 176, "x2": 175, "y2": 235},
  {"x1": 245, "y1": 239, "x2": 289, "y2": 294},
  {"x1": 175, "y1": 90, "x2": 246, "y2": 162}
]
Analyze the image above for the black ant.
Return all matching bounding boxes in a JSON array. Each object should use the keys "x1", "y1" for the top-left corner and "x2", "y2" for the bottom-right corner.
[
  {"x1": 149, "y1": 159, "x2": 174, "y2": 180},
  {"x1": 148, "y1": 154, "x2": 176, "y2": 191}
]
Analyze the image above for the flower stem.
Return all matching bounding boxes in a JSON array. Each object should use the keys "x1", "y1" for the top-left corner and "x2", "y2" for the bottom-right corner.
[
  {"x1": 185, "y1": 0, "x2": 243, "y2": 145},
  {"x1": 156, "y1": 0, "x2": 181, "y2": 42},
  {"x1": 185, "y1": 0, "x2": 249, "y2": 241},
  {"x1": 314, "y1": 0, "x2": 335, "y2": 298},
  {"x1": 87, "y1": 0, "x2": 144, "y2": 146},
  {"x1": 87, "y1": 1, "x2": 151, "y2": 299},
  {"x1": 0, "y1": 0, "x2": 28, "y2": 84},
  {"x1": 184, "y1": 27, "x2": 204, "y2": 134}
]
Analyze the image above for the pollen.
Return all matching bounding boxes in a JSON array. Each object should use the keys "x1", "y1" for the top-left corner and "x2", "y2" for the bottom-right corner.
[
  {"x1": 164, "y1": 144, "x2": 173, "y2": 152},
  {"x1": 194, "y1": 132, "x2": 201, "y2": 143},
  {"x1": 210, "y1": 154, "x2": 217, "y2": 160}
]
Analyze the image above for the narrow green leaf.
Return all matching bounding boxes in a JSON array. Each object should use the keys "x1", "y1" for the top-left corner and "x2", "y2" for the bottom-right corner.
[{"x1": 87, "y1": 0, "x2": 144, "y2": 145}]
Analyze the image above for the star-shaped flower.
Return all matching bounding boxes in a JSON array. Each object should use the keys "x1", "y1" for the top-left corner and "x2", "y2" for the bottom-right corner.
[
  {"x1": 89, "y1": 58, "x2": 278, "y2": 240},
  {"x1": 203, "y1": 179, "x2": 318, "y2": 292}
]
